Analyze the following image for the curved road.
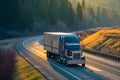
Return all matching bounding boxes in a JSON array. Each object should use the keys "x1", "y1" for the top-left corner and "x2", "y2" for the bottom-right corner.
[{"x1": 15, "y1": 36, "x2": 120, "y2": 80}]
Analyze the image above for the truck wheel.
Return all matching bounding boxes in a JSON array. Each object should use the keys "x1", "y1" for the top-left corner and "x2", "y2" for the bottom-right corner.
[
  {"x1": 57, "y1": 57, "x2": 59, "y2": 62},
  {"x1": 47, "y1": 51, "x2": 50, "y2": 58},
  {"x1": 57, "y1": 57, "x2": 61, "y2": 63},
  {"x1": 47, "y1": 52, "x2": 49, "y2": 58},
  {"x1": 82, "y1": 64, "x2": 85, "y2": 67},
  {"x1": 65, "y1": 61, "x2": 69, "y2": 67},
  {"x1": 58, "y1": 58, "x2": 62, "y2": 63}
]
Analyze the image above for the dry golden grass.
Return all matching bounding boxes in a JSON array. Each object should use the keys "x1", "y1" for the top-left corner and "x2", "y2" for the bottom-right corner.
[
  {"x1": 0, "y1": 37, "x2": 46, "y2": 80},
  {"x1": 14, "y1": 55, "x2": 45, "y2": 80},
  {"x1": 0, "y1": 39, "x2": 46, "y2": 80},
  {"x1": 81, "y1": 29, "x2": 120, "y2": 56}
]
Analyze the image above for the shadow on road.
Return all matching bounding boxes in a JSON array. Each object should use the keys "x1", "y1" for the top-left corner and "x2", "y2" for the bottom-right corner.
[{"x1": 47, "y1": 58, "x2": 108, "y2": 80}]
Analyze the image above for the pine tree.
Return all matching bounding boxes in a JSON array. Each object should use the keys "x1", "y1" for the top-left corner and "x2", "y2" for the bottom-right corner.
[
  {"x1": 59, "y1": 0, "x2": 75, "y2": 24},
  {"x1": 82, "y1": 0, "x2": 85, "y2": 9},
  {"x1": 0, "y1": 0, "x2": 20, "y2": 30},
  {"x1": 47, "y1": 0, "x2": 58, "y2": 25},
  {"x1": 89, "y1": 7, "x2": 95, "y2": 18},
  {"x1": 96, "y1": 7, "x2": 102, "y2": 23},
  {"x1": 67, "y1": 2, "x2": 75, "y2": 24},
  {"x1": 77, "y1": 3, "x2": 83, "y2": 21}
]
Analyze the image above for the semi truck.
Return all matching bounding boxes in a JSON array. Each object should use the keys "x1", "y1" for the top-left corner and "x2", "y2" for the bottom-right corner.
[{"x1": 44, "y1": 32, "x2": 86, "y2": 66}]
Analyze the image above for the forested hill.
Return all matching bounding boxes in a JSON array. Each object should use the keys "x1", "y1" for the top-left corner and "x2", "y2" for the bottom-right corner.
[
  {"x1": 0, "y1": 0, "x2": 120, "y2": 39},
  {"x1": 0, "y1": 0, "x2": 76, "y2": 31}
]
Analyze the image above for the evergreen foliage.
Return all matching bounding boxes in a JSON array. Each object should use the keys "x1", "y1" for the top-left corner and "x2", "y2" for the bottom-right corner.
[
  {"x1": 0, "y1": 0, "x2": 119, "y2": 33},
  {"x1": 77, "y1": 3, "x2": 83, "y2": 21}
]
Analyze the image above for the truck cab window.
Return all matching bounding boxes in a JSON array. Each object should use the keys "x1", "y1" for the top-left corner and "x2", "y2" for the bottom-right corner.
[{"x1": 64, "y1": 36, "x2": 79, "y2": 43}]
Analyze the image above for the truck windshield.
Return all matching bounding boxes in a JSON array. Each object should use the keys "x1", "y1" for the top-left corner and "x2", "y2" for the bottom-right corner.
[
  {"x1": 66, "y1": 44, "x2": 80, "y2": 51},
  {"x1": 64, "y1": 36, "x2": 79, "y2": 43}
]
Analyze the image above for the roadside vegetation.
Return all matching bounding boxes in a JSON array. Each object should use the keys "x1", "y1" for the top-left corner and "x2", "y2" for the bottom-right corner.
[
  {"x1": 76, "y1": 26, "x2": 120, "y2": 41},
  {"x1": 0, "y1": 48, "x2": 16, "y2": 80},
  {"x1": 13, "y1": 54, "x2": 45, "y2": 80},
  {"x1": 81, "y1": 29, "x2": 120, "y2": 56},
  {"x1": 0, "y1": 41, "x2": 45, "y2": 80}
]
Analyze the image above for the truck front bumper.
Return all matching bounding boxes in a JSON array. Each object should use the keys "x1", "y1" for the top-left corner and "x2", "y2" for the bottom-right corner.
[
  {"x1": 67, "y1": 59, "x2": 86, "y2": 64},
  {"x1": 67, "y1": 56, "x2": 86, "y2": 65}
]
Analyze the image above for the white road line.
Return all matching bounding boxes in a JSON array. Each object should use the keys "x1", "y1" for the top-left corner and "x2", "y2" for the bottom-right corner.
[
  {"x1": 50, "y1": 62, "x2": 82, "y2": 80},
  {"x1": 22, "y1": 37, "x2": 82, "y2": 80}
]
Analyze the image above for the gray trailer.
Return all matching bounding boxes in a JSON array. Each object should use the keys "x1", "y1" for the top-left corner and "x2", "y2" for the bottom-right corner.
[{"x1": 44, "y1": 32, "x2": 86, "y2": 66}]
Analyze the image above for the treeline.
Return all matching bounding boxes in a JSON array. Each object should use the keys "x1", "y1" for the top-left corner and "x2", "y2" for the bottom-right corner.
[
  {"x1": 0, "y1": 0, "x2": 119, "y2": 38},
  {"x1": 35, "y1": 0, "x2": 75, "y2": 25},
  {"x1": 88, "y1": 7, "x2": 120, "y2": 27},
  {"x1": 0, "y1": 0, "x2": 84, "y2": 31},
  {"x1": 0, "y1": 0, "x2": 33, "y2": 31}
]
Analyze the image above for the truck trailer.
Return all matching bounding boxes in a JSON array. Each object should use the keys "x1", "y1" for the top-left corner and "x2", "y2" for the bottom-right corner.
[{"x1": 44, "y1": 32, "x2": 86, "y2": 66}]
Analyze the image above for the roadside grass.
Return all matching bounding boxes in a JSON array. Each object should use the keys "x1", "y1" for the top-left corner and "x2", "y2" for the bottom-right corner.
[
  {"x1": 13, "y1": 55, "x2": 45, "y2": 80},
  {"x1": 0, "y1": 38, "x2": 46, "y2": 80},
  {"x1": 13, "y1": 54, "x2": 45, "y2": 80},
  {"x1": 81, "y1": 29, "x2": 120, "y2": 56}
]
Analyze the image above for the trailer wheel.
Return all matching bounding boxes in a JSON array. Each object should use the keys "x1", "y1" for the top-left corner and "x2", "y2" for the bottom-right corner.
[
  {"x1": 58, "y1": 58, "x2": 62, "y2": 63},
  {"x1": 82, "y1": 64, "x2": 85, "y2": 67},
  {"x1": 56, "y1": 57, "x2": 59, "y2": 62},
  {"x1": 47, "y1": 52, "x2": 49, "y2": 58},
  {"x1": 57, "y1": 57, "x2": 61, "y2": 63},
  {"x1": 65, "y1": 61, "x2": 69, "y2": 67},
  {"x1": 47, "y1": 51, "x2": 51, "y2": 58}
]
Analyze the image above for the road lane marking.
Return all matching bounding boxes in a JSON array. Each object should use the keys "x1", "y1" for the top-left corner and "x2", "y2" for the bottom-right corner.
[
  {"x1": 21, "y1": 36, "x2": 120, "y2": 80},
  {"x1": 22, "y1": 37, "x2": 82, "y2": 80},
  {"x1": 50, "y1": 62, "x2": 82, "y2": 80}
]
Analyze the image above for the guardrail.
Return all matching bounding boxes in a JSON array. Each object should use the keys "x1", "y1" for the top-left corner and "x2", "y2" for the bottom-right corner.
[{"x1": 83, "y1": 48, "x2": 120, "y2": 62}]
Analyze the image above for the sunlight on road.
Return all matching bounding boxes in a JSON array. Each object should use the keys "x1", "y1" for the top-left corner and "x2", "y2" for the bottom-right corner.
[
  {"x1": 28, "y1": 41, "x2": 103, "y2": 74},
  {"x1": 27, "y1": 42, "x2": 47, "y2": 60},
  {"x1": 87, "y1": 65, "x2": 101, "y2": 71},
  {"x1": 23, "y1": 39, "x2": 120, "y2": 80}
]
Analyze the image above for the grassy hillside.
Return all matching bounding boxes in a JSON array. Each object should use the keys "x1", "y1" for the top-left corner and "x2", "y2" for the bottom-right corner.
[{"x1": 81, "y1": 29, "x2": 120, "y2": 56}]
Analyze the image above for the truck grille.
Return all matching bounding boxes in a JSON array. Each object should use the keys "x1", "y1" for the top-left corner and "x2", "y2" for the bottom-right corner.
[{"x1": 73, "y1": 53, "x2": 80, "y2": 59}]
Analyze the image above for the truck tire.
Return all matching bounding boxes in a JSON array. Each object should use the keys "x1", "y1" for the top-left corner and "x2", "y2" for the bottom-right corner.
[
  {"x1": 56, "y1": 57, "x2": 59, "y2": 62},
  {"x1": 47, "y1": 51, "x2": 51, "y2": 58},
  {"x1": 57, "y1": 57, "x2": 61, "y2": 63},
  {"x1": 82, "y1": 64, "x2": 85, "y2": 67},
  {"x1": 47, "y1": 52, "x2": 49, "y2": 58},
  {"x1": 65, "y1": 61, "x2": 69, "y2": 67}
]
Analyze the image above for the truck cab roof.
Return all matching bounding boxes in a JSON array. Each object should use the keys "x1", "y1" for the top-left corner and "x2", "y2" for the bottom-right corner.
[{"x1": 44, "y1": 32, "x2": 75, "y2": 36}]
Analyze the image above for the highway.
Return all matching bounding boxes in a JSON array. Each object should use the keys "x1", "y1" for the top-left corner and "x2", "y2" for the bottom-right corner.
[{"x1": 15, "y1": 36, "x2": 120, "y2": 80}]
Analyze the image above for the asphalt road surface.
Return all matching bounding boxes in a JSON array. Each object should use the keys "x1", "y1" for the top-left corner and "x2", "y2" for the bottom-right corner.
[{"x1": 15, "y1": 36, "x2": 120, "y2": 80}]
